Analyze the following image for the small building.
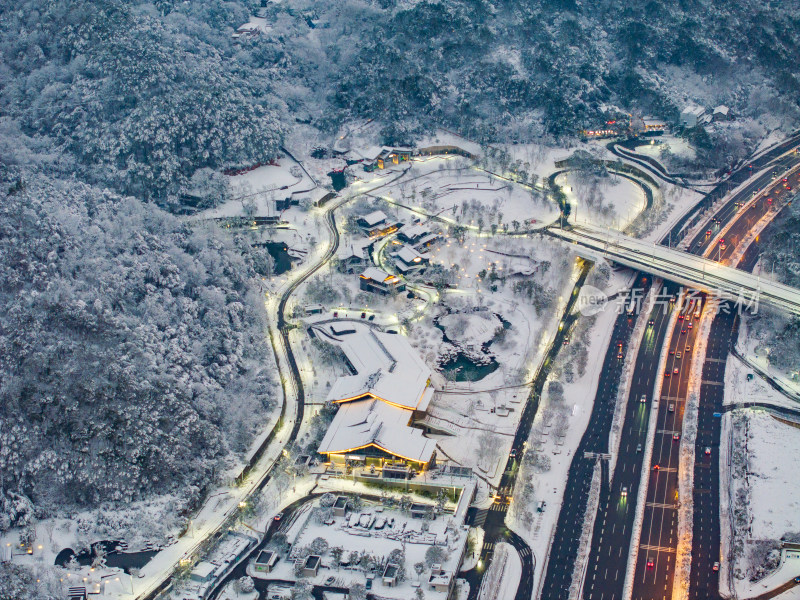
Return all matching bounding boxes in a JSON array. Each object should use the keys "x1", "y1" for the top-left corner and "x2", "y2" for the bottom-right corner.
[
  {"x1": 410, "y1": 503, "x2": 435, "y2": 520},
  {"x1": 253, "y1": 550, "x2": 278, "y2": 574},
  {"x1": 359, "y1": 267, "x2": 406, "y2": 295},
  {"x1": 190, "y1": 561, "x2": 216, "y2": 583},
  {"x1": 680, "y1": 105, "x2": 706, "y2": 128},
  {"x1": 67, "y1": 588, "x2": 87, "y2": 600},
  {"x1": 357, "y1": 210, "x2": 400, "y2": 237},
  {"x1": 365, "y1": 148, "x2": 413, "y2": 171},
  {"x1": 304, "y1": 304, "x2": 325, "y2": 315},
  {"x1": 302, "y1": 555, "x2": 321, "y2": 578},
  {"x1": 382, "y1": 563, "x2": 400, "y2": 587},
  {"x1": 713, "y1": 105, "x2": 731, "y2": 121},
  {"x1": 428, "y1": 564, "x2": 454, "y2": 593},
  {"x1": 642, "y1": 117, "x2": 667, "y2": 135},
  {"x1": 339, "y1": 251, "x2": 367, "y2": 274},
  {"x1": 333, "y1": 496, "x2": 350, "y2": 517},
  {"x1": 393, "y1": 245, "x2": 430, "y2": 274},
  {"x1": 357, "y1": 210, "x2": 388, "y2": 231},
  {"x1": 397, "y1": 223, "x2": 439, "y2": 248}
]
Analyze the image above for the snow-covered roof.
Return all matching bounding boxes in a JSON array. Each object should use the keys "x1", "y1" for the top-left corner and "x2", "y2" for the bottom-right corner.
[
  {"x1": 318, "y1": 398, "x2": 437, "y2": 464},
  {"x1": 394, "y1": 245, "x2": 429, "y2": 265},
  {"x1": 359, "y1": 210, "x2": 388, "y2": 227},
  {"x1": 681, "y1": 105, "x2": 706, "y2": 117},
  {"x1": 191, "y1": 562, "x2": 215, "y2": 579},
  {"x1": 399, "y1": 223, "x2": 431, "y2": 240},
  {"x1": 336, "y1": 238, "x2": 371, "y2": 260},
  {"x1": 413, "y1": 233, "x2": 440, "y2": 248},
  {"x1": 320, "y1": 326, "x2": 432, "y2": 410},
  {"x1": 360, "y1": 267, "x2": 396, "y2": 283},
  {"x1": 713, "y1": 105, "x2": 730, "y2": 115}
]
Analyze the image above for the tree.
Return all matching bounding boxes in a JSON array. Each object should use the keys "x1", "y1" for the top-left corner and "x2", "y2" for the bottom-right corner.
[
  {"x1": 425, "y1": 545, "x2": 448, "y2": 567},
  {"x1": 349, "y1": 583, "x2": 367, "y2": 600},
  {"x1": 330, "y1": 546, "x2": 344, "y2": 570},
  {"x1": 237, "y1": 576, "x2": 255, "y2": 594},
  {"x1": 308, "y1": 537, "x2": 329, "y2": 556},
  {"x1": 319, "y1": 493, "x2": 337, "y2": 507},
  {"x1": 291, "y1": 580, "x2": 312, "y2": 600},
  {"x1": 414, "y1": 561, "x2": 425, "y2": 582}
]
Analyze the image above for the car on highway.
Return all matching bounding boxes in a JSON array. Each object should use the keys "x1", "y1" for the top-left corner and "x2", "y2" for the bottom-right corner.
[
  {"x1": 678, "y1": 314, "x2": 684, "y2": 320},
  {"x1": 653, "y1": 464, "x2": 660, "y2": 471},
  {"x1": 668, "y1": 403, "x2": 675, "y2": 412},
  {"x1": 676, "y1": 351, "x2": 682, "y2": 359},
  {"x1": 705, "y1": 229, "x2": 712, "y2": 237},
  {"x1": 673, "y1": 367, "x2": 680, "y2": 374},
  {"x1": 637, "y1": 444, "x2": 642, "y2": 452},
  {"x1": 664, "y1": 371, "x2": 671, "y2": 378},
  {"x1": 719, "y1": 243, "x2": 726, "y2": 250},
  {"x1": 621, "y1": 486, "x2": 628, "y2": 497},
  {"x1": 688, "y1": 322, "x2": 693, "y2": 329},
  {"x1": 640, "y1": 394, "x2": 647, "y2": 403},
  {"x1": 648, "y1": 319, "x2": 654, "y2": 327},
  {"x1": 673, "y1": 433, "x2": 680, "y2": 441},
  {"x1": 712, "y1": 562, "x2": 720, "y2": 572},
  {"x1": 274, "y1": 512, "x2": 284, "y2": 521},
  {"x1": 681, "y1": 329, "x2": 687, "y2": 334},
  {"x1": 686, "y1": 346, "x2": 691, "y2": 352},
  {"x1": 647, "y1": 557, "x2": 655, "y2": 569},
  {"x1": 618, "y1": 350, "x2": 624, "y2": 359},
  {"x1": 670, "y1": 349, "x2": 675, "y2": 355},
  {"x1": 509, "y1": 448, "x2": 518, "y2": 458},
  {"x1": 794, "y1": 575, "x2": 800, "y2": 583}
]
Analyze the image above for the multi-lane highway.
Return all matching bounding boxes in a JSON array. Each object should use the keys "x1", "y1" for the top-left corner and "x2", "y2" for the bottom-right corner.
[
  {"x1": 543, "y1": 137, "x2": 800, "y2": 600},
  {"x1": 539, "y1": 274, "x2": 651, "y2": 600},
  {"x1": 630, "y1": 295, "x2": 703, "y2": 600},
  {"x1": 627, "y1": 152, "x2": 800, "y2": 599}
]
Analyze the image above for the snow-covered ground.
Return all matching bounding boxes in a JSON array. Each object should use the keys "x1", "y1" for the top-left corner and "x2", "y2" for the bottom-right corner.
[
  {"x1": 634, "y1": 135, "x2": 697, "y2": 162},
  {"x1": 557, "y1": 170, "x2": 647, "y2": 230},
  {"x1": 735, "y1": 317, "x2": 800, "y2": 399},
  {"x1": 252, "y1": 495, "x2": 467, "y2": 600},
  {"x1": 373, "y1": 159, "x2": 559, "y2": 230},
  {"x1": 722, "y1": 408, "x2": 800, "y2": 598},
  {"x1": 477, "y1": 542, "x2": 521, "y2": 600},
  {"x1": 200, "y1": 156, "x2": 319, "y2": 220},
  {"x1": 724, "y1": 351, "x2": 799, "y2": 411}
]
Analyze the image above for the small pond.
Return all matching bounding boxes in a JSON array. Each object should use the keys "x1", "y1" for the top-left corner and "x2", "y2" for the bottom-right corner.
[
  {"x1": 328, "y1": 170, "x2": 347, "y2": 192},
  {"x1": 55, "y1": 541, "x2": 157, "y2": 573},
  {"x1": 264, "y1": 241, "x2": 294, "y2": 275},
  {"x1": 440, "y1": 353, "x2": 500, "y2": 382}
]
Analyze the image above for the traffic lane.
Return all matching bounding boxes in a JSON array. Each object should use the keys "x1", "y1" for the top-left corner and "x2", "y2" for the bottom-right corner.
[
  {"x1": 689, "y1": 311, "x2": 737, "y2": 599},
  {"x1": 584, "y1": 294, "x2": 675, "y2": 600},
  {"x1": 704, "y1": 163, "x2": 799, "y2": 261},
  {"x1": 633, "y1": 303, "x2": 702, "y2": 594},
  {"x1": 687, "y1": 154, "x2": 799, "y2": 251}
]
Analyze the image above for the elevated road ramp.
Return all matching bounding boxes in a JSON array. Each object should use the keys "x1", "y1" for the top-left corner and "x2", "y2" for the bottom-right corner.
[{"x1": 551, "y1": 224, "x2": 800, "y2": 316}]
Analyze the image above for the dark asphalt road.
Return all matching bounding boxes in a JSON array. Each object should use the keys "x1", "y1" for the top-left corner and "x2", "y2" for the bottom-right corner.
[
  {"x1": 549, "y1": 138, "x2": 800, "y2": 600},
  {"x1": 630, "y1": 292, "x2": 704, "y2": 600},
  {"x1": 463, "y1": 262, "x2": 594, "y2": 600},
  {"x1": 538, "y1": 274, "x2": 650, "y2": 600}
]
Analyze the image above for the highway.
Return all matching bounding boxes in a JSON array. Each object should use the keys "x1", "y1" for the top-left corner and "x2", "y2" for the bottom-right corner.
[
  {"x1": 543, "y1": 136, "x2": 800, "y2": 600},
  {"x1": 627, "y1": 150, "x2": 800, "y2": 599},
  {"x1": 630, "y1": 294, "x2": 703, "y2": 600},
  {"x1": 538, "y1": 274, "x2": 650, "y2": 600}
]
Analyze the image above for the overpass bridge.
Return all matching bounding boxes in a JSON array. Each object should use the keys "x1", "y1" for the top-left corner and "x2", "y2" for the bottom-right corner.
[{"x1": 551, "y1": 224, "x2": 800, "y2": 316}]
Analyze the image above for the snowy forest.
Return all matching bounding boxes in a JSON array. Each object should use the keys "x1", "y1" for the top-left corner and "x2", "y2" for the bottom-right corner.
[{"x1": 2, "y1": 0, "x2": 800, "y2": 561}]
